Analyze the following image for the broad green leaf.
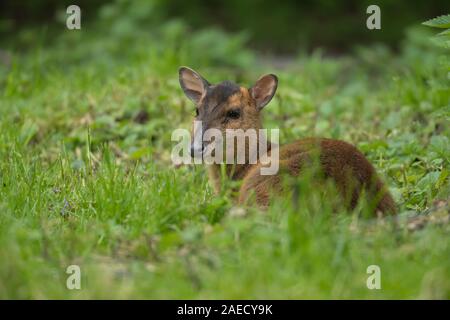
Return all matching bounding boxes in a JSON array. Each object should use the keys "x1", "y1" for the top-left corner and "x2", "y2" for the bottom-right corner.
[
  {"x1": 436, "y1": 28, "x2": 450, "y2": 37},
  {"x1": 423, "y1": 14, "x2": 450, "y2": 28}
]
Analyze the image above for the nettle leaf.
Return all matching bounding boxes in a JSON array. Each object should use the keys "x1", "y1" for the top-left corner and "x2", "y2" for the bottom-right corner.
[
  {"x1": 423, "y1": 15, "x2": 450, "y2": 48},
  {"x1": 436, "y1": 28, "x2": 450, "y2": 37},
  {"x1": 431, "y1": 34, "x2": 450, "y2": 49},
  {"x1": 423, "y1": 14, "x2": 450, "y2": 28}
]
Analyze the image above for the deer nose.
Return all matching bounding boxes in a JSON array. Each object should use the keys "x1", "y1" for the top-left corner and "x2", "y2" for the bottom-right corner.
[{"x1": 190, "y1": 143, "x2": 204, "y2": 158}]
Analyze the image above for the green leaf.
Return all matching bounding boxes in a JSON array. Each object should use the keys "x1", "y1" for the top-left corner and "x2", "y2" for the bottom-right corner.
[
  {"x1": 436, "y1": 28, "x2": 450, "y2": 37},
  {"x1": 416, "y1": 171, "x2": 440, "y2": 190},
  {"x1": 423, "y1": 14, "x2": 450, "y2": 28}
]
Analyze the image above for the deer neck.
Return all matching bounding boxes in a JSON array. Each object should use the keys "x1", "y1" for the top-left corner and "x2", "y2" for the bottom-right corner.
[{"x1": 207, "y1": 132, "x2": 271, "y2": 194}]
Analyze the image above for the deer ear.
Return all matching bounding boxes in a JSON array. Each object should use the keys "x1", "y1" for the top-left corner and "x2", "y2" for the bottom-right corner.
[
  {"x1": 250, "y1": 74, "x2": 278, "y2": 109},
  {"x1": 179, "y1": 67, "x2": 210, "y2": 104}
]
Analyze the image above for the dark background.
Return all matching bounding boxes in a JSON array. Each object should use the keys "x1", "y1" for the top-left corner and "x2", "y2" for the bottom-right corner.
[{"x1": 1, "y1": 0, "x2": 448, "y2": 53}]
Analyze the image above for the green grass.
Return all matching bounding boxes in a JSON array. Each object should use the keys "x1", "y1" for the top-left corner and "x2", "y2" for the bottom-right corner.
[{"x1": 0, "y1": 23, "x2": 449, "y2": 299}]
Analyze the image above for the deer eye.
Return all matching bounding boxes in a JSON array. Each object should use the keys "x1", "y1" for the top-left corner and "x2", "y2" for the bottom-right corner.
[
  {"x1": 227, "y1": 109, "x2": 240, "y2": 119},
  {"x1": 195, "y1": 108, "x2": 199, "y2": 117}
]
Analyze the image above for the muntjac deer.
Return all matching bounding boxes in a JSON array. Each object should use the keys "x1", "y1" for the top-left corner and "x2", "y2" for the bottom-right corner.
[{"x1": 178, "y1": 66, "x2": 397, "y2": 215}]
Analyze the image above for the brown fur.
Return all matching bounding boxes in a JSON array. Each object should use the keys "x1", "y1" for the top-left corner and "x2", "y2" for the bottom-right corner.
[
  {"x1": 237, "y1": 138, "x2": 396, "y2": 214},
  {"x1": 179, "y1": 67, "x2": 397, "y2": 215}
]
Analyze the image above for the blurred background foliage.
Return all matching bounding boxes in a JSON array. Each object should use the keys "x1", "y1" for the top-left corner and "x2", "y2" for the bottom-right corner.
[{"x1": 1, "y1": 0, "x2": 449, "y2": 53}]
